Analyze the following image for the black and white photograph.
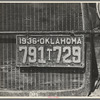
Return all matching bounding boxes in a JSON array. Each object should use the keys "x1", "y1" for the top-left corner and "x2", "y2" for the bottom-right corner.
[{"x1": 0, "y1": 1, "x2": 100, "y2": 97}]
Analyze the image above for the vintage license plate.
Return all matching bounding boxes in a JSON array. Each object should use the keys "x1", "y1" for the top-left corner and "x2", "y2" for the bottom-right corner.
[{"x1": 16, "y1": 34, "x2": 84, "y2": 67}]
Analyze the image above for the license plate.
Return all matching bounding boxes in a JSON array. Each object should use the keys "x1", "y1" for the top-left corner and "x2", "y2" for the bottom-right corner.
[{"x1": 16, "y1": 34, "x2": 84, "y2": 68}]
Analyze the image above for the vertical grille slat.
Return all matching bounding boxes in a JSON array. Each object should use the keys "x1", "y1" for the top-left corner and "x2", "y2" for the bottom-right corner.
[
  {"x1": 27, "y1": 73, "x2": 28, "y2": 90},
  {"x1": 7, "y1": 35, "x2": 8, "y2": 89},
  {"x1": 3, "y1": 35, "x2": 5, "y2": 89}
]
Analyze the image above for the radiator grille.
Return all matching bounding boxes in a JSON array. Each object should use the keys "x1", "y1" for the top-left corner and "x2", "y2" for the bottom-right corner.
[
  {"x1": 0, "y1": 3, "x2": 85, "y2": 91},
  {"x1": 0, "y1": 34, "x2": 84, "y2": 90},
  {"x1": 0, "y1": 3, "x2": 83, "y2": 31}
]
